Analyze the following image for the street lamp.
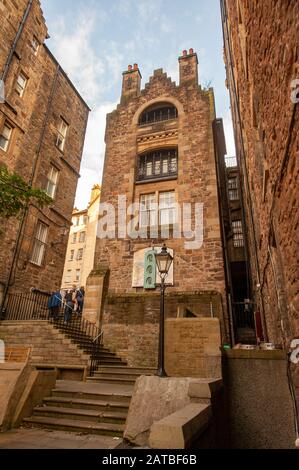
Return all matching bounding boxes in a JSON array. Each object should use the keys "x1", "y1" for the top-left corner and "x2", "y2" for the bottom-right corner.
[{"x1": 154, "y1": 244, "x2": 173, "y2": 378}]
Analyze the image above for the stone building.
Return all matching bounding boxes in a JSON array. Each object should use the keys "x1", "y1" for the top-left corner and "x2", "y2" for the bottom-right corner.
[
  {"x1": 84, "y1": 50, "x2": 229, "y2": 368},
  {"x1": 0, "y1": 0, "x2": 90, "y2": 306},
  {"x1": 61, "y1": 185, "x2": 101, "y2": 291},
  {"x1": 220, "y1": 0, "x2": 299, "y2": 350},
  {"x1": 213, "y1": 119, "x2": 254, "y2": 344}
]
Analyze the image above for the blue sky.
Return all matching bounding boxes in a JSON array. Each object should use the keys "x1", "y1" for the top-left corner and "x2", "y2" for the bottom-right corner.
[{"x1": 40, "y1": 0, "x2": 235, "y2": 209}]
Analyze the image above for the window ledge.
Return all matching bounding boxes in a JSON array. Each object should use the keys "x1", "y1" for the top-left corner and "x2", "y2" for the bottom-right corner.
[{"x1": 135, "y1": 175, "x2": 178, "y2": 185}]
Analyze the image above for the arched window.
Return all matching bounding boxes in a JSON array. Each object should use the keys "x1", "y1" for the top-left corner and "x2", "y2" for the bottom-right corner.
[
  {"x1": 136, "y1": 148, "x2": 178, "y2": 182},
  {"x1": 139, "y1": 103, "x2": 178, "y2": 126}
]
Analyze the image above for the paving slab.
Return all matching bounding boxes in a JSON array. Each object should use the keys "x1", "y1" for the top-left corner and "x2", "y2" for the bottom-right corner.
[{"x1": 0, "y1": 428, "x2": 122, "y2": 449}]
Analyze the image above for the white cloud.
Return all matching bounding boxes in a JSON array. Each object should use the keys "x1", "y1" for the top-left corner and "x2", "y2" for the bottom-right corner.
[
  {"x1": 49, "y1": 10, "x2": 105, "y2": 105},
  {"x1": 223, "y1": 112, "x2": 236, "y2": 157},
  {"x1": 75, "y1": 102, "x2": 117, "y2": 209}
]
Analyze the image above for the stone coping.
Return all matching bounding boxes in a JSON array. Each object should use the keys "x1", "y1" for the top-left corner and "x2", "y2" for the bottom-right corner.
[
  {"x1": 223, "y1": 349, "x2": 287, "y2": 360},
  {"x1": 107, "y1": 291, "x2": 222, "y2": 303}
]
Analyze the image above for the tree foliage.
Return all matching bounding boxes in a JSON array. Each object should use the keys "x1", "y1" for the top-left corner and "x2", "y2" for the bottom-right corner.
[{"x1": 0, "y1": 165, "x2": 52, "y2": 219}]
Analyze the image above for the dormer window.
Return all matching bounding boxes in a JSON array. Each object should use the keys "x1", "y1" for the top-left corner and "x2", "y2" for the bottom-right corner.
[
  {"x1": 137, "y1": 148, "x2": 178, "y2": 182},
  {"x1": 139, "y1": 103, "x2": 178, "y2": 126}
]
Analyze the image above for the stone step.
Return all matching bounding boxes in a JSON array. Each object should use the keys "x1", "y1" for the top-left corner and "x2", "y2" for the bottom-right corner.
[
  {"x1": 43, "y1": 396, "x2": 130, "y2": 413},
  {"x1": 93, "y1": 371, "x2": 153, "y2": 380},
  {"x1": 98, "y1": 366, "x2": 156, "y2": 374},
  {"x1": 33, "y1": 406, "x2": 127, "y2": 424},
  {"x1": 98, "y1": 357, "x2": 127, "y2": 364},
  {"x1": 51, "y1": 389, "x2": 132, "y2": 403},
  {"x1": 23, "y1": 416, "x2": 125, "y2": 437},
  {"x1": 87, "y1": 376, "x2": 137, "y2": 385}
]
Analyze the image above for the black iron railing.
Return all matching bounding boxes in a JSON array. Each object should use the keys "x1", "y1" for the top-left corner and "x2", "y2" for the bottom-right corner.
[
  {"x1": 1, "y1": 291, "x2": 103, "y2": 376},
  {"x1": 136, "y1": 149, "x2": 178, "y2": 182}
]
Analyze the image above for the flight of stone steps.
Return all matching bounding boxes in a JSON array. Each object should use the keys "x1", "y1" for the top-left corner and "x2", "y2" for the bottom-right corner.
[{"x1": 23, "y1": 363, "x2": 155, "y2": 437}]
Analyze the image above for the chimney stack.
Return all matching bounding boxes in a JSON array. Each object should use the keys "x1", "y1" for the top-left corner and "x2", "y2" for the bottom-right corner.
[
  {"x1": 178, "y1": 48, "x2": 198, "y2": 87},
  {"x1": 121, "y1": 63, "x2": 142, "y2": 104}
]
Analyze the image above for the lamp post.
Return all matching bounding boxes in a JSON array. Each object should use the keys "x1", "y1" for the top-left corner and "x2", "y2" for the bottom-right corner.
[{"x1": 154, "y1": 244, "x2": 173, "y2": 378}]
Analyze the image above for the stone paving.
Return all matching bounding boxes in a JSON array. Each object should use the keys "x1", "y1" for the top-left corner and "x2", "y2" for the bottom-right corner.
[{"x1": 0, "y1": 428, "x2": 122, "y2": 449}]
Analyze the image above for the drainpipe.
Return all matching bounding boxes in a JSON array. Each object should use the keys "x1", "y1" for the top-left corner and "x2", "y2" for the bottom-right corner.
[{"x1": 1, "y1": 0, "x2": 33, "y2": 82}]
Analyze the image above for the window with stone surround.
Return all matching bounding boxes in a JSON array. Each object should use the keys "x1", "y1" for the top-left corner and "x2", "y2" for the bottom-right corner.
[
  {"x1": 79, "y1": 232, "x2": 86, "y2": 243},
  {"x1": 0, "y1": 121, "x2": 13, "y2": 152},
  {"x1": 136, "y1": 148, "x2": 178, "y2": 182},
  {"x1": 31, "y1": 221, "x2": 48, "y2": 266},
  {"x1": 72, "y1": 233, "x2": 77, "y2": 243},
  {"x1": 32, "y1": 36, "x2": 40, "y2": 56},
  {"x1": 66, "y1": 270, "x2": 72, "y2": 283},
  {"x1": 75, "y1": 269, "x2": 81, "y2": 282},
  {"x1": 70, "y1": 250, "x2": 75, "y2": 261},
  {"x1": 56, "y1": 118, "x2": 68, "y2": 152},
  {"x1": 139, "y1": 103, "x2": 178, "y2": 126},
  {"x1": 46, "y1": 165, "x2": 59, "y2": 199},
  {"x1": 139, "y1": 191, "x2": 177, "y2": 228},
  {"x1": 15, "y1": 72, "x2": 28, "y2": 97},
  {"x1": 77, "y1": 248, "x2": 83, "y2": 261}
]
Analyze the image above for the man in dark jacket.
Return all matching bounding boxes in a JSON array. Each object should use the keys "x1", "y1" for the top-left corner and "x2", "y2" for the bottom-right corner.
[{"x1": 47, "y1": 290, "x2": 62, "y2": 321}]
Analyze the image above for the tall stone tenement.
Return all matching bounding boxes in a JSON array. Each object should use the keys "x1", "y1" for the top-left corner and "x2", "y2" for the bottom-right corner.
[
  {"x1": 0, "y1": 0, "x2": 90, "y2": 305},
  {"x1": 61, "y1": 185, "x2": 101, "y2": 291},
  {"x1": 221, "y1": 0, "x2": 299, "y2": 349},
  {"x1": 84, "y1": 50, "x2": 229, "y2": 368}
]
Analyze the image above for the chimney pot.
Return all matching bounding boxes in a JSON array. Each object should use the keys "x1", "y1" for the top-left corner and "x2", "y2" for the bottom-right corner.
[
  {"x1": 189, "y1": 48, "x2": 194, "y2": 55},
  {"x1": 183, "y1": 50, "x2": 187, "y2": 56}
]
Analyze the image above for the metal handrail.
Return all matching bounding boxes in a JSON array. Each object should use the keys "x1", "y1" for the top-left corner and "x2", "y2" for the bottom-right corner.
[{"x1": 1, "y1": 291, "x2": 103, "y2": 375}]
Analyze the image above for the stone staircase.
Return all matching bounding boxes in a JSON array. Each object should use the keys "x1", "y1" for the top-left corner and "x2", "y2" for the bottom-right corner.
[
  {"x1": 0, "y1": 321, "x2": 90, "y2": 367},
  {"x1": 23, "y1": 363, "x2": 155, "y2": 437}
]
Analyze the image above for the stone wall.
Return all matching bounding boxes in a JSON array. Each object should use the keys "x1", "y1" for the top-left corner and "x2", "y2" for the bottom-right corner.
[
  {"x1": 0, "y1": 0, "x2": 89, "y2": 296},
  {"x1": 222, "y1": 0, "x2": 299, "y2": 350},
  {"x1": 0, "y1": 321, "x2": 89, "y2": 367},
  {"x1": 101, "y1": 292, "x2": 223, "y2": 368},
  {"x1": 165, "y1": 318, "x2": 222, "y2": 378},
  {"x1": 223, "y1": 349, "x2": 297, "y2": 449}
]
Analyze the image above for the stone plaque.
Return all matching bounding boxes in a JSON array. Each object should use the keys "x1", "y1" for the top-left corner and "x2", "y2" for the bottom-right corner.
[{"x1": 132, "y1": 247, "x2": 174, "y2": 288}]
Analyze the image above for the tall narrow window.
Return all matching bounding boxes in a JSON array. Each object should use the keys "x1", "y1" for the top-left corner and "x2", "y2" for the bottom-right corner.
[
  {"x1": 56, "y1": 118, "x2": 68, "y2": 152},
  {"x1": 77, "y1": 248, "x2": 83, "y2": 261},
  {"x1": 79, "y1": 232, "x2": 86, "y2": 243},
  {"x1": 66, "y1": 270, "x2": 72, "y2": 283},
  {"x1": 159, "y1": 191, "x2": 176, "y2": 225},
  {"x1": 232, "y1": 220, "x2": 244, "y2": 248},
  {"x1": 72, "y1": 233, "x2": 77, "y2": 244},
  {"x1": 70, "y1": 250, "x2": 75, "y2": 261},
  {"x1": 31, "y1": 222, "x2": 48, "y2": 266},
  {"x1": 32, "y1": 36, "x2": 40, "y2": 56},
  {"x1": 75, "y1": 269, "x2": 81, "y2": 282},
  {"x1": 0, "y1": 122, "x2": 13, "y2": 152},
  {"x1": 140, "y1": 194, "x2": 157, "y2": 228},
  {"x1": 15, "y1": 72, "x2": 27, "y2": 97},
  {"x1": 228, "y1": 177, "x2": 239, "y2": 200},
  {"x1": 46, "y1": 166, "x2": 59, "y2": 198}
]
